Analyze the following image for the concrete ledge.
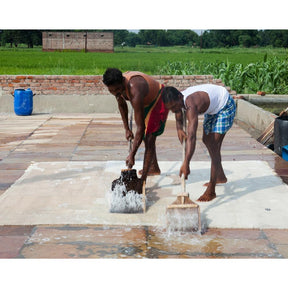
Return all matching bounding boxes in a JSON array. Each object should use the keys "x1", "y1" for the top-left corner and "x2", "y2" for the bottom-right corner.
[
  {"x1": 240, "y1": 94, "x2": 288, "y2": 104},
  {"x1": 235, "y1": 99, "x2": 276, "y2": 134},
  {"x1": 0, "y1": 93, "x2": 119, "y2": 114}
]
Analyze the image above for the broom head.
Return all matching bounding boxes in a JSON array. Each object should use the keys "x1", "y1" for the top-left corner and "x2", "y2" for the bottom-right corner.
[{"x1": 167, "y1": 194, "x2": 201, "y2": 232}]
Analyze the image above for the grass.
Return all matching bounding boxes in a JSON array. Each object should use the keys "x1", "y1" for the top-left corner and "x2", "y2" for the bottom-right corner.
[
  {"x1": 0, "y1": 46, "x2": 287, "y2": 75},
  {"x1": 1, "y1": 45, "x2": 288, "y2": 94}
]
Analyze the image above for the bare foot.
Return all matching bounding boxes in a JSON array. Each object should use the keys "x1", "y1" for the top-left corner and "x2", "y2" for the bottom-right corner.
[
  {"x1": 197, "y1": 191, "x2": 216, "y2": 202},
  {"x1": 203, "y1": 177, "x2": 227, "y2": 187},
  {"x1": 197, "y1": 192, "x2": 216, "y2": 202},
  {"x1": 138, "y1": 169, "x2": 161, "y2": 176}
]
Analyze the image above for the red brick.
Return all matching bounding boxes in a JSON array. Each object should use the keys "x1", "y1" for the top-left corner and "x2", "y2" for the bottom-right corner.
[{"x1": 16, "y1": 76, "x2": 27, "y2": 80}]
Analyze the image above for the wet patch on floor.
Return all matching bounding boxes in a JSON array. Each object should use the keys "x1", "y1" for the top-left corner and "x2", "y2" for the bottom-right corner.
[{"x1": 18, "y1": 225, "x2": 283, "y2": 259}]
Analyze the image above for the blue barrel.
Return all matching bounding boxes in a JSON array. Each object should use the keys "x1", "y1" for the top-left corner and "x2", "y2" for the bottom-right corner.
[{"x1": 13, "y1": 88, "x2": 33, "y2": 116}]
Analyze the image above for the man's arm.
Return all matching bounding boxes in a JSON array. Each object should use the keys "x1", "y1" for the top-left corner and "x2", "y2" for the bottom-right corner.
[
  {"x1": 175, "y1": 110, "x2": 186, "y2": 144},
  {"x1": 180, "y1": 105, "x2": 198, "y2": 179},
  {"x1": 126, "y1": 77, "x2": 148, "y2": 168},
  {"x1": 116, "y1": 95, "x2": 133, "y2": 140}
]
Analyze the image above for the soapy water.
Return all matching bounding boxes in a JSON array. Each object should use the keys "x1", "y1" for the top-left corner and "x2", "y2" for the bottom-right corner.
[
  {"x1": 166, "y1": 208, "x2": 201, "y2": 234},
  {"x1": 108, "y1": 183, "x2": 145, "y2": 213},
  {"x1": 107, "y1": 184, "x2": 203, "y2": 235}
]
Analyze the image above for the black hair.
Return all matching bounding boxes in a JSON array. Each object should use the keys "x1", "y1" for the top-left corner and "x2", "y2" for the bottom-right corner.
[
  {"x1": 102, "y1": 68, "x2": 124, "y2": 86},
  {"x1": 162, "y1": 86, "x2": 181, "y2": 104}
]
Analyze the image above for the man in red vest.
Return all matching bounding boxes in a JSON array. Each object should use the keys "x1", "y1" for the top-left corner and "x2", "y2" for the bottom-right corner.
[{"x1": 103, "y1": 68, "x2": 169, "y2": 182}]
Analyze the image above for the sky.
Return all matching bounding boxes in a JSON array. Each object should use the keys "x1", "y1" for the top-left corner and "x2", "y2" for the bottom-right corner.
[
  {"x1": 1, "y1": 1, "x2": 287, "y2": 30},
  {"x1": 129, "y1": 30, "x2": 203, "y2": 35}
]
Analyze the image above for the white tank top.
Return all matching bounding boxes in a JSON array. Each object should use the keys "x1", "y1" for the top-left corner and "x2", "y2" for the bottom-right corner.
[{"x1": 181, "y1": 84, "x2": 229, "y2": 115}]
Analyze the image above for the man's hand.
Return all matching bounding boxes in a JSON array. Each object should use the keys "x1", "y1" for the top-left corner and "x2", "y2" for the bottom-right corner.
[
  {"x1": 125, "y1": 129, "x2": 134, "y2": 141},
  {"x1": 126, "y1": 153, "x2": 135, "y2": 168},
  {"x1": 179, "y1": 161, "x2": 190, "y2": 179},
  {"x1": 177, "y1": 129, "x2": 187, "y2": 144}
]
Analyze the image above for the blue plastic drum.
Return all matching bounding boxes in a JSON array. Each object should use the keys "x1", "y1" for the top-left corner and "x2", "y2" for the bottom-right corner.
[{"x1": 13, "y1": 88, "x2": 33, "y2": 116}]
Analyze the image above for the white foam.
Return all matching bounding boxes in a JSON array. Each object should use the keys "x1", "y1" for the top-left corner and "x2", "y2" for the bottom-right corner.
[
  {"x1": 108, "y1": 184, "x2": 145, "y2": 213},
  {"x1": 166, "y1": 208, "x2": 200, "y2": 234}
]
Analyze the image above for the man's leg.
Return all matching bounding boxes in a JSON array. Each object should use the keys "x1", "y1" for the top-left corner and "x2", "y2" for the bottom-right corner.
[
  {"x1": 140, "y1": 134, "x2": 160, "y2": 180},
  {"x1": 198, "y1": 132, "x2": 226, "y2": 201}
]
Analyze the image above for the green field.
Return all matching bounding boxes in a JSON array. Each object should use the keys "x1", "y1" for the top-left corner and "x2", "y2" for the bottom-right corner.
[
  {"x1": 1, "y1": 46, "x2": 288, "y2": 94},
  {"x1": 0, "y1": 46, "x2": 286, "y2": 75}
]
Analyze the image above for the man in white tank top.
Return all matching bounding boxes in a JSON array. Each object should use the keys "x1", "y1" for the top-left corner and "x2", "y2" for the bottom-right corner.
[
  {"x1": 162, "y1": 84, "x2": 236, "y2": 202},
  {"x1": 182, "y1": 84, "x2": 229, "y2": 115}
]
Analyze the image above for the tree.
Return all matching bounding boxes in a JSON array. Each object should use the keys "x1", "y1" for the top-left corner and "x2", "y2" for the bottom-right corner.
[
  {"x1": 0, "y1": 30, "x2": 42, "y2": 48},
  {"x1": 2, "y1": 29, "x2": 288, "y2": 49},
  {"x1": 166, "y1": 30, "x2": 199, "y2": 46},
  {"x1": 138, "y1": 30, "x2": 160, "y2": 45},
  {"x1": 22, "y1": 30, "x2": 42, "y2": 48},
  {"x1": 125, "y1": 32, "x2": 141, "y2": 47},
  {"x1": 113, "y1": 30, "x2": 130, "y2": 46},
  {"x1": 1, "y1": 30, "x2": 21, "y2": 47}
]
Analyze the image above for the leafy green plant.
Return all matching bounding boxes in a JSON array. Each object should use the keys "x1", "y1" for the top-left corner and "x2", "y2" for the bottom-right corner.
[{"x1": 157, "y1": 57, "x2": 288, "y2": 94}]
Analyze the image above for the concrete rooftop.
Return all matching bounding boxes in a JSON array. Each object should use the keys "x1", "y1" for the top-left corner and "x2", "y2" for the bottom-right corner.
[{"x1": 1, "y1": 112, "x2": 288, "y2": 260}]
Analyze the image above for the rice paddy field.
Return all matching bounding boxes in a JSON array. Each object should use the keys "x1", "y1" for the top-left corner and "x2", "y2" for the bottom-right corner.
[{"x1": 1, "y1": 46, "x2": 288, "y2": 94}]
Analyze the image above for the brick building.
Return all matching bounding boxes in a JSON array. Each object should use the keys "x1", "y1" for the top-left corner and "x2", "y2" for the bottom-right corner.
[{"x1": 42, "y1": 31, "x2": 114, "y2": 52}]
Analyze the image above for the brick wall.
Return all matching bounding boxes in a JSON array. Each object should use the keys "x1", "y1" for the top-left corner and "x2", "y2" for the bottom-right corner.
[
  {"x1": 0, "y1": 75, "x2": 233, "y2": 96},
  {"x1": 0, "y1": 75, "x2": 107, "y2": 95},
  {"x1": 0, "y1": 75, "x2": 235, "y2": 113}
]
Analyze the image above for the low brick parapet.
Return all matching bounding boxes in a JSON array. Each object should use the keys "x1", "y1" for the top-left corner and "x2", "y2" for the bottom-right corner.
[
  {"x1": 0, "y1": 75, "x2": 233, "y2": 113},
  {"x1": 0, "y1": 74, "x2": 230, "y2": 96}
]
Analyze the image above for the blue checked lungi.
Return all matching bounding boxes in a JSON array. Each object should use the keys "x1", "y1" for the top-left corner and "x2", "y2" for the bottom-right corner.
[{"x1": 203, "y1": 95, "x2": 236, "y2": 135}]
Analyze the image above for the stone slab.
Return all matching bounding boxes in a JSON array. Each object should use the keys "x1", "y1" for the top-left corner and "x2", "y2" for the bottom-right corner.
[{"x1": 0, "y1": 161, "x2": 288, "y2": 229}]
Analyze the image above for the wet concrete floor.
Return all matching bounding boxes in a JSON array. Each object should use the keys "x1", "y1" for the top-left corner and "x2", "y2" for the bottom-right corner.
[{"x1": 1, "y1": 113, "x2": 288, "y2": 259}]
